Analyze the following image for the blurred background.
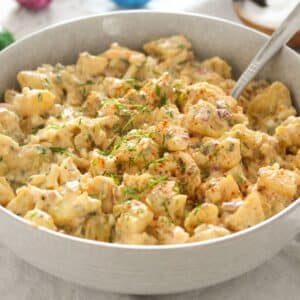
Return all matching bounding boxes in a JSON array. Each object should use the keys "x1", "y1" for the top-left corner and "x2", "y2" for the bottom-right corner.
[
  {"x1": 1, "y1": 0, "x2": 239, "y2": 40},
  {"x1": 1, "y1": 0, "x2": 298, "y2": 49}
]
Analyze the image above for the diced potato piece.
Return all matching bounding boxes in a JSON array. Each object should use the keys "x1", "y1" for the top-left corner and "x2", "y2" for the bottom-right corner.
[
  {"x1": 204, "y1": 175, "x2": 241, "y2": 204},
  {"x1": 197, "y1": 137, "x2": 241, "y2": 170},
  {"x1": 257, "y1": 164, "x2": 300, "y2": 200},
  {"x1": 81, "y1": 175, "x2": 118, "y2": 213},
  {"x1": 36, "y1": 122, "x2": 78, "y2": 149},
  {"x1": 7, "y1": 186, "x2": 44, "y2": 216},
  {"x1": 89, "y1": 151, "x2": 117, "y2": 177},
  {"x1": 17, "y1": 71, "x2": 46, "y2": 89},
  {"x1": 4, "y1": 90, "x2": 17, "y2": 104},
  {"x1": 256, "y1": 164, "x2": 300, "y2": 215},
  {"x1": 161, "y1": 125, "x2": 189, "y2": 152},
  {"x1": 0, "y1": 177, "x2": 14, "y2": 205},
  {"x1": 82, "y1": 91, "x2": 102, "y2": 117},
  {"x1": 184, "y1": 203, "x2": 219, "y2": 233},
  {"x1": 225, "y1": 191, "x2": 266, "y2": 231},
  {"x1": 103, "y1": 44, "x2": 145, "y2": 65},
  {"x1": 185, "y1": 100, "x2": 230, "y2": 138},
  {"x1": 146, "y1": 181, "x2": 187, "y2": 225},
  {"x1": 59, "y1": 157, "x2": 82, "y2": 184},
  {"x1": 148, "y1": 151, "x2": 202, "y2": 201},
  {"x1": 167, "y1": 195, "x2": 187, "y2": 226},
  {"x1": 121, "y1": 172, "x2": 152, "y2": 200},
  {"x1": 189, "y1": 224, "x2": 230, "y2": 242},
  {"x1": 84, "y1": 214, "x2": 115, "y2": 242},
  {"x1": 228, "y1": 124, "x2": 279, "y2": 170},
  {"x1": 185, "y1": 82, "x2": 226, "y2": 111},
  {"x1": 143, "y1": 35, "x2": 192, "y2": 61},
  {"x1": 212, "y1": 137, "x2": 241, "y2": 170},
  {"x1": 30, "y1": 160, "x2": 79, "y2": 190},
  {"x1": 12, "y1": 88, "x2": 55, "y2": 117},
  {"x1": 114, "y1": 136, "x2": 159, "y2": 170},
  {"x1": 275, "y1": 116, "x2": 300, "y2": 148},
  {"x1": 0, "y1": 133, "x2": 19, "y2": 158},
  {"x1": 200, "y1": 56, "x2": 232, "y2": 79},
  {"x1": 228, "y1": 124, "x2": 262, "y2": 152},
  {"x1": 24, "y1": 208, "x2": 57, "y2": 230},
  {"x1": 113, "y1": 200, "x2": 156, "y2": 245},
  {"x1": 225, "y1": 164, "x2": 251, "y2": 193},
  {"x1": 248, "y1": 82, "x2": 295, "y2": 119},
  {"x1": 140, "y1": 73, "x2": 176, "y2": 108},
  {"x1": 154, "y1": 216, "x2": 189, "y2": 244},
  {"x1": 0, "y1": 108, "x2": 23, "y2": 141},
  {"x1": 155, "y1": 104, "x2": 182, "y2": 125},
  {"x1": 73, "y1": 117, "x2": 108, "y2": 151},
  {"x1": 46, "y1": 192, "x2": 101, "y2": 228},
  {"x1": 76, "y1": 52, "x2": 108, "y2": 78}
]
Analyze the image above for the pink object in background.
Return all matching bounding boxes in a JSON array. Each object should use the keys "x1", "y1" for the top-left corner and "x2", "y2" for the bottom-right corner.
[{"x1": 16, "y1": 0, "x2": 52, "y2": 10}]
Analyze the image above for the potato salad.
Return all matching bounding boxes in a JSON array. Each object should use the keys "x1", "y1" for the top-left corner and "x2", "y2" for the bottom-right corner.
[{"x1": 1, "y1": 35, "x2": 300, "y2": 245}]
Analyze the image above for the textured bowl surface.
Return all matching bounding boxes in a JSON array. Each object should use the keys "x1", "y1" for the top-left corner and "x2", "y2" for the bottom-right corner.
[{"x1": 0, "y1": 11, "x2": 300, "y2": 295}]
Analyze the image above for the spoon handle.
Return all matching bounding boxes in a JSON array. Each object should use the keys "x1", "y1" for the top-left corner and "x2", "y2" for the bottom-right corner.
[{"x1": 231, "y1": 2, "x2": 300, "y2": 99}]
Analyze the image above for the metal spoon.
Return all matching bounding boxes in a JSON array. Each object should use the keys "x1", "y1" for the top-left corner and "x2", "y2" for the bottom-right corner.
[{"x1": 231, "y1": 2, "x2": 300, "y2": 99}]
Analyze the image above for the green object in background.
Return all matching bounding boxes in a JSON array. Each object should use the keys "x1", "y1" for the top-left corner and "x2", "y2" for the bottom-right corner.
[{"x1": 0, "y1": 27, "x2": 15, "y2": 51}]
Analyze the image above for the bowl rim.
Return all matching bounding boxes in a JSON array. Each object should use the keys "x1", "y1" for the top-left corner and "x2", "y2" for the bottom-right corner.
[{"x1": 1, "y1": 10, "x2": 300, "y2": 251}]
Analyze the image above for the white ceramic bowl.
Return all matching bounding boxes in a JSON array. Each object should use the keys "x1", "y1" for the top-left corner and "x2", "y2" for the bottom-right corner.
[{"x1": 0, "y1": 11, "x2": 300, "y2": 295}]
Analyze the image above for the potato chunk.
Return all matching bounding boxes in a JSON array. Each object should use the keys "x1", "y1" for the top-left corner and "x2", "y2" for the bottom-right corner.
[
  {"x1": 275, "y1": 116, "x2": 300, "y2": 148},
  {"x1": 248, "y1": 82, "x2": 296, "y2": 132},
  {"x1": 154, "y1": 216, "x2": 189, "y2": 244},
  {"x1": 44, "y1": 191, "x2": 101, "y2": 228},
  {"x1": 84, "y1": 214, "x2": 115, "y2": 242},
  {"x1": 0, "y1": 177, "x2": 14, "y2": 205},
  {"x1": 146, "y1": 180, "x2": 187, "y2": 225},
  {"x1": 143, "y1": 35, "x2": 192, "y2": 61},
  {"x1": 17, "y1": 71, "x2": 47, "y2": 89},
  {"x1": 113, "y1": 200, "x2": 156, "y2": 245},
  {"x1": 7, "y1": 185, "x2": 45, "y2": 216},
  {"x1": 189, "y1": 224, "x2": 230, "y2": 242},
  {"x1": 204, "y1": 175, "x2": 241, "y2": 205},
  {"x1": 12, "y1": 88, "x2": 55, "y2": 117},
  {"x1": 257, "y1": 164, "x2": 300, "y2": 215},
  {"x1": 76, "y1": 52, "x2": 108, "y2": 78},
  {"x1": 185, "y1": 100, "x2": 230, "y2": 138},
  {"x1": 81, "y1": 175, "x2": 118, "y2": 213},
  {"x1": 200, "y1": 56, "x2": 232, "y2": 79},
  {"x1": 225, "y1": 191, "x2": 265, "y2": 231},
  {"x1": 184, "y1": 203, "x2": 219, "y2": 234},
  {"x1": 0, "y1": 108, "x2": 23, "y2": 141},
  {"x1": 24, "y1": 208, "x2": 57, "y2": 230}
]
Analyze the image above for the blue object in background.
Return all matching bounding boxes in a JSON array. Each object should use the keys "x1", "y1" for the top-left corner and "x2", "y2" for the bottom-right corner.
[{"x1": 112, "y1": 0, "x2": 150, "y2": 8}]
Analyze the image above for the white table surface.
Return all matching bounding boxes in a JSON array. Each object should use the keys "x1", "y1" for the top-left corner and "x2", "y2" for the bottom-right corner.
[{"x1": 1, "y1": 0, "x2": 300, "y2": 299}]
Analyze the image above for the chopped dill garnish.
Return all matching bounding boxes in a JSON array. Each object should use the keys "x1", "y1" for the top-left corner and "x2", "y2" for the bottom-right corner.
[
  {"x1": 201, "y1": 169, "x2": 210, "y2": 180},
  {"x1": 145, "y1": 157, "x2": 167, "y2": 169},
  {"x1": 47, "y1": 124, "x2": 65, "y2": 130},
  {"x1": 31, "y1": 124, "x2": 44, "y2": 134},
  {"x1": 37, "y1": 92, "x2": 43, "y2": 102},
  {"x1": 126, "y1": 78, "x2": 142, "y2": 90},
  {"x1": 36, "y1": 145, "x2": 48, "y2": 155},
  {"x1": 159, "y1": 94, "x2": 167, "y2": 107},
  {"x1": 122, "y1": 175, "x2": 168, "y2": 200},
  {"x1": 155, "y1": 84, "x2": 161, "y2": 97},
  {"x1": 49, "y1": 147, "x2": 72, "y2": 155},
  {"x1": 78, "y1": 80, "x2": 95, "y2": 87}
]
